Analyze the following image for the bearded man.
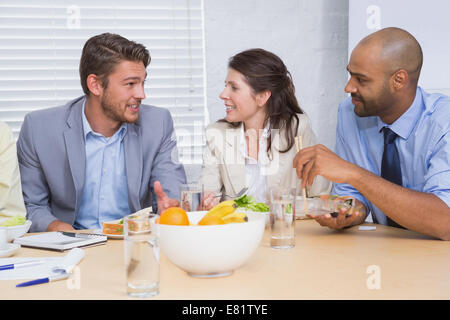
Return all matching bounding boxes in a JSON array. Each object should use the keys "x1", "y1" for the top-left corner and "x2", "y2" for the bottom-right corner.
[{"x1": 17, "y1": 33, "x2": 186, "y2": 232}]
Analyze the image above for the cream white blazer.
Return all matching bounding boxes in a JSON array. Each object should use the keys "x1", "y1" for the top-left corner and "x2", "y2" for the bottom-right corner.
[
  {"x1": 0, "y1": 121, "x2": 26, "y2": 219},
  {"x1": 199, "y1": 114, "x2": 331, "y2": 200}
]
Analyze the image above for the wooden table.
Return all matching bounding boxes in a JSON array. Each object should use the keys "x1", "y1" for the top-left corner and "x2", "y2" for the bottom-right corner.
[{"x1": 1, "y1": 220, "x2": 450, "y2": 300}]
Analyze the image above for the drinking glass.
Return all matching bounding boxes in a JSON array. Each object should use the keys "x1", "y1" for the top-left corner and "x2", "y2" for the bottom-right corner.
[
  {"x1": 124, "y1": 213, "x2": 159, "y2": 298},
  {"x1": 267, "y1": 186, "x2": 296, "y2": 249},
  {"x1": 180, "y1": 183, "x2": 204, "y2": 211}
]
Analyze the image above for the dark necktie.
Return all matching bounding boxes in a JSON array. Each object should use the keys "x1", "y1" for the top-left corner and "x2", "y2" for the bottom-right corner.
[{"x1": 380, "y1": 127, "x2": 405, "y2": 229}]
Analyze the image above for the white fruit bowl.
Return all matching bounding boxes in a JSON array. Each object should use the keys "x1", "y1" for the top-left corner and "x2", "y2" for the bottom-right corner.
[{"x1": 155, "y1": 211, "x2": 265, "y2": 277}]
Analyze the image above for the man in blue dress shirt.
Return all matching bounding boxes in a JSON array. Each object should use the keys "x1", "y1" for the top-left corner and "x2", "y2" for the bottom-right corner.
[
  {"x1": 18, "y1": 33, "x2": 186, "y2": 232},
  {"x1": 293, "y1": 27, "x2": 450, "y2": 240}
]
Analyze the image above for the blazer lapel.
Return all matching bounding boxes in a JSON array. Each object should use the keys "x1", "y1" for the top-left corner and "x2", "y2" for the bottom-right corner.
[
  {"x1": 265, "y1": 128, "x2": 286, "y2": 189},
  {"x1": 223, "y1": 125, "x2": 246, "y2": 195},
  {"x1": 63, "y1": 100, "x2": 86, "y2": 212},
  {"x1": 124, "y1": 123, "x2": 142, "y2": 211},
  {"x1": 265, "y1": 128, "x2": 297, "y2": 190}
]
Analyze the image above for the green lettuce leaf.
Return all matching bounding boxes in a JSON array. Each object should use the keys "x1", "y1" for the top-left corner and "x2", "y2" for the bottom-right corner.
[
  {"x1": 0, "y1": 216, "x2": 26, "y2": 227},
  {"x1": 234, "y1": 195, "x2": 269, "y2": 212}
]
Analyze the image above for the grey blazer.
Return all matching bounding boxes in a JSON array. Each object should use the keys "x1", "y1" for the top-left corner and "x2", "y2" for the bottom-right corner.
[{"x1": 17, "y1": 96, "x2": 186, "y2": 232}]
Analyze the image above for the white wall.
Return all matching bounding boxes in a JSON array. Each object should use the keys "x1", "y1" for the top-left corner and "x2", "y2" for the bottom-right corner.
[
  {"x1": 204, "y1": 0, "x2": 349, "y2": 149},
  {"x1": 184, "y1": 0, "x2": 349, "y2": 183},
  {"x1": 349, "y1": 0, "x2": 450, "y2": 96}
]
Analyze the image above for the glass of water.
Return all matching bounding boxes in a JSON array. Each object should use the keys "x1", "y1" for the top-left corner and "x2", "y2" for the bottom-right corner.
[
  {"x1": 267, "y1": 186, "x2": 296, "y2": 249},
  {"x1": 180, "y1": 183, "x2": 204, "y2": 212},
  {"x1": 124, "y1": 212, "x2": 159, "y2": 298}
]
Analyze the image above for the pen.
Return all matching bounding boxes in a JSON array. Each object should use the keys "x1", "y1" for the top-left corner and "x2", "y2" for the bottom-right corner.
[
  {"x1": 0, "y1": 260, "x2": 46, "y2": 271},
  {"x1": 61, "y1": 232, "x2": 101, "y2": 238},
  {"x1": 16, "y1": 273, "x2": 70, "y2": 287}
]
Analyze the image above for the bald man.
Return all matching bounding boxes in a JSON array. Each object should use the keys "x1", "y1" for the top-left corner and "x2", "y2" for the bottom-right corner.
[{"x1": 293, "y1": 27, "x2": 450, "y2": 240}]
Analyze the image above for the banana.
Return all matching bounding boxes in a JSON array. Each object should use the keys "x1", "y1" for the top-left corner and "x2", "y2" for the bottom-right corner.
[
  {"x1": 209, "y1": 200, "x2": 235, "y2": 211},
  {"x1": 222, "y1": 211, "x2": 248, "y2": 224},
  {"x1": 207, "y1": 204, "x2": 236, "y2": 219},
  {"x1": 198, "y1": 203, "x2": 236, "y2": 225},
  {"x1": 205, "y1": 200, "x2": 237, "y2": 218}
]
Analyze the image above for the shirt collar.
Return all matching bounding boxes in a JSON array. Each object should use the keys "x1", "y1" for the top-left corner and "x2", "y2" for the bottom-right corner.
[
  {"x1": 82, "y1": 99, "x2": 127, "y2": 141},
  {"x1": 376, "y1": 87, "x2": 424, "y2": 140},
  {"x1": 239, "y1": 120, "x2": 271, "y2": 158}
]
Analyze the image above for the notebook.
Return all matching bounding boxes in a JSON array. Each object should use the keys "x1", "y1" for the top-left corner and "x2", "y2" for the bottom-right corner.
[{"x1": 13, "y1": 232, "x2": 107, "y2": 252}]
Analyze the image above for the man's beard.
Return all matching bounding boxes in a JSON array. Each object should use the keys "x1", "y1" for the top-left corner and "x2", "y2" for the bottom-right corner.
[
  {"x1": 100, "y1": 91, "x2": 139, "y2": 124},
  {"x1": 352, "y1": 93, "x2": 381, "y2": 118},
  {"x1": 352, "y1": 93, "x2": 369, "y2": 117},
  {"x1": 352, "y1": 83, "x2": 392, "y2": 118}
]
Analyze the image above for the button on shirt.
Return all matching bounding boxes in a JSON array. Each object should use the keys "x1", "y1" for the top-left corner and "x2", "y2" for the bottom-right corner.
[
  {"x1": 74, "y1": 103, "x2": 131, "y2": 230},
  {"x1": 332, "y1": 87, "x2": 450, "y2": 225}
]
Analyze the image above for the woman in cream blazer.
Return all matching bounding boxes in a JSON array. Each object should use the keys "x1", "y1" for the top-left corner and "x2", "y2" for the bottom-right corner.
[{"x1": 199, "y1": 49, "x2": 331, "y2": 209}]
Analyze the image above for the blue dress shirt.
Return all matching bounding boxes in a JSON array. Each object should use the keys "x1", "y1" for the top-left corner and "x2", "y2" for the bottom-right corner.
[
  {"x1": 332, "y1": 87, "x2": 450, "y2": 225},
  {"x1": 74, "y1": 102, "x2": 131, "y2": 229}
]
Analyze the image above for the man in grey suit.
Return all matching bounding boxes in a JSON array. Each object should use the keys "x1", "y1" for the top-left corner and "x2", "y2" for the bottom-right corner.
[{"x1": 17, "y1": 33, "x2": 187, "y2": 232}]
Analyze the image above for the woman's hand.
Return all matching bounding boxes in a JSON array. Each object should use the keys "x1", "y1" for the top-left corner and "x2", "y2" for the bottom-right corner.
[{"x1": 200, "y1": 191, "x2": 221, "y2": 210}]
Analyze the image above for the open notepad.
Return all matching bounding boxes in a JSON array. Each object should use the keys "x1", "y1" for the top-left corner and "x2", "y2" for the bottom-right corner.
[{"x1": 13, "y1": 232, "x2": 107, "y2": 251}]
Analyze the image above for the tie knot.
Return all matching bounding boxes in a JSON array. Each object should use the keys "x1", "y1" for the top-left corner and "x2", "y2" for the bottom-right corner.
[{"x1": 383, "y1": 127, "x2": 398, "y2": 145}]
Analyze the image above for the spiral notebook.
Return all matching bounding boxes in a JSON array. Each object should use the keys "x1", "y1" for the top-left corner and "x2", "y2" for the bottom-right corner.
[{"x1": 13, "y1": 232, "x2": 107, "y2": 252}]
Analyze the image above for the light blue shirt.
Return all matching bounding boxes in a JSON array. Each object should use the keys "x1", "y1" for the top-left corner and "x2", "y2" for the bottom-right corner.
[
  {"x1": 332, "y1": 87, "x2": 450, "y2": 225},
  {"x1": 74, "y1": 102, "x2": 131, "y2": 229}
]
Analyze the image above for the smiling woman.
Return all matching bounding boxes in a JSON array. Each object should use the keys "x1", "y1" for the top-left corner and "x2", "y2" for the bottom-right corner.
[{"x1": 199, "y1": 48, "x2": 331, "y2": 209}]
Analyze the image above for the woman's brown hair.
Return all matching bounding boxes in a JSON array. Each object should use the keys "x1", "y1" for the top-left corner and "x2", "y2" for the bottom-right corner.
[{"x1": 220, "y1": 48, "x2": 304, "y2": 156}]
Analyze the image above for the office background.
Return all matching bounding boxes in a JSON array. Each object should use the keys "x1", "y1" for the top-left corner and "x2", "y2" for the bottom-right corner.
[{"x1": 0, "y1": 0, "x2": 448, "y2": 182}]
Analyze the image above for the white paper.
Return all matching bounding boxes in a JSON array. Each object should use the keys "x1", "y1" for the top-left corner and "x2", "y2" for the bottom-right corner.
[
  {"x1": 358, "y1": 226, "x2": 377, "y2": 231},
  {"x1": 0, "y1": 248, "x2": 85, "y2": 280},
  {"x1": 52, "y1": 248, "x2": 85, "y2": 273}
]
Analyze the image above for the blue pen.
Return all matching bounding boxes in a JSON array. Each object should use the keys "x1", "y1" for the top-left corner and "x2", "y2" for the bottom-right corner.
[
  {"x1": 16, "y1": 273, "x2": 70, "y2": 287},
  {"x1": 0, "y1": 260, "x2": 45, "y2": 271}
]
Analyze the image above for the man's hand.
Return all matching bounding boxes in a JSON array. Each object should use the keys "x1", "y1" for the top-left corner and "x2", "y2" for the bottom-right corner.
[
  {"x1": 293, "y1": 144, "x2": 360, "y2": 187},
  {"x1": 292, "y1": 145, "x2": 370, "y2": 230},
  {"x1": 154, "y1": 180, "x2": 180, "y2": 214},
  {"x1": 308, "y1": 208, "x2": 358, "y2": 229},
  {"x1": 307, "y1": 200, "x2": 367, "y2": 230},
  {"x1": 46, "y1": 220, "x2": 75, "y2": 232}
]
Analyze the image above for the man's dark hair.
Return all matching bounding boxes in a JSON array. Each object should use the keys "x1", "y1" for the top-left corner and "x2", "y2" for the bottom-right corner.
[{"x1": 79, "y1": 33, "x2": 150, "y2": 95}]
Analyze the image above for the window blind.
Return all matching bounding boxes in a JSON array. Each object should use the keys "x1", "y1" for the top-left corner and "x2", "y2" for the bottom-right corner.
[{"x1": 0, "y1": 0, "x2": 207, "y2": 165}]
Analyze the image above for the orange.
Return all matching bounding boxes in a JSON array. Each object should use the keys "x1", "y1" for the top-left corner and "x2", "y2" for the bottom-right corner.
[
  {"x1": 198, "y1": 215, "x2": 225, "y2": 226},
  {"x1": 159, "y1": 207, "x2": 189, "y2": 226}
]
